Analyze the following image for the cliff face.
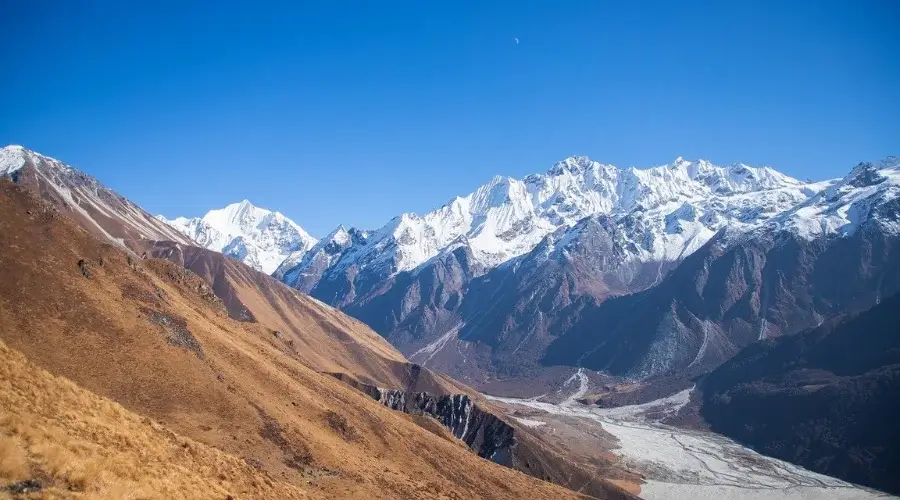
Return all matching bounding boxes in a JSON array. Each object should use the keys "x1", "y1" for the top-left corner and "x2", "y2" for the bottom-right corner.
[
  {"x1": 364, "y1": 385, "x2": 639, "y2": 500},
  {"x1": 378, "y1": 390, "x2": 517, "y2": 465}
]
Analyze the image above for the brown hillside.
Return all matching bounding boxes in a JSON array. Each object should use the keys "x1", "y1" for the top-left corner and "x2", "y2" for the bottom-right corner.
[
  {"x1": 0, "y1": 337, "x2": 307, "y2": 499},
  {"x1": 145, "y1": 240, "x2": 466, "y2": 395},
  {"x1": 142, "y1": 244, "x2": 640, "y2": 498},
  {"x1": 0, "y1": 180, "x2": 595, "y2": 499}
]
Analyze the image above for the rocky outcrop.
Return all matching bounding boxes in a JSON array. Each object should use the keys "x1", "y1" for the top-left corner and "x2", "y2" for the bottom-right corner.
[
  {"x1": 377, "y1": 390, "x2": 516, "y2": 465},
  {"x1": 368, "y1": 386, "x2": 638, "y2": 499}
]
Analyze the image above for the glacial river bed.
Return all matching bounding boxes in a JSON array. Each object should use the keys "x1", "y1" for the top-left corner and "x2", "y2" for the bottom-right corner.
[{"x1": 486, "y1": 375, "x2": 894, "y2": 500}]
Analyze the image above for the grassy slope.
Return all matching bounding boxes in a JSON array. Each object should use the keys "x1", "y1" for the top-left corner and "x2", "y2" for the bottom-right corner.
[
  {"x1": 0, "y1": 181, "x2": 584, "y2": 500},
  {"x1": 0, "y1": 337, "x2": 307, "y2": 500}
]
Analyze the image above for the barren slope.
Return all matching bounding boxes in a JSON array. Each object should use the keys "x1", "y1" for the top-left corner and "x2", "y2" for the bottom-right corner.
[
  {"x1": 0, "y1": 180, "x2": 601, "y2": 499},
  {"x1": 0, "y1": 145, "x2": 193, "y2": 250},
  {"x1": 0, "y1": 338, "x2": 307, "y2": 499},
  {"x1": 145, "y1": 240, "x2": 464, "y2": 394}
]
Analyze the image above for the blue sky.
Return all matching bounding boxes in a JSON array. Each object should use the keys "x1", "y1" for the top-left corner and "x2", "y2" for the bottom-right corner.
[{"x1": 2, "y1": 1, "x2": 897, "y2": 236}]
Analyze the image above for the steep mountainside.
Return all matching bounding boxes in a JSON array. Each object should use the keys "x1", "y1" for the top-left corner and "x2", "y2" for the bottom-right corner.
[
  {"x1": 276, "y1": 155, "x2": 899, "y2": 387},
  {"x1": 0, "y1": 337, "x2": 307, "y2": 499},
  {"x1": 545, "y1": 159, "x2": 900, "y2": 379},
  {"x1": 700, "y1": 294, "x2": 900, "y2": 494},
  {"x1": 145, "y1": 240, "x2": 464, "y2": 394},
  {"x1": 0, "y1": 145, "x2": 193, "y2": 250},
  {"x1": 158, "y1": 200, "x2": 317, "y2": 274},
  {"x1": 0, "y1": 180, "x2": 637, "y2": 499}
]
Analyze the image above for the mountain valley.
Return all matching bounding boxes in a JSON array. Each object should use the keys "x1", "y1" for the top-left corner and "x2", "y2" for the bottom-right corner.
[{"x1": 2, "y1": 144, "x2": 899, "y2": 499}]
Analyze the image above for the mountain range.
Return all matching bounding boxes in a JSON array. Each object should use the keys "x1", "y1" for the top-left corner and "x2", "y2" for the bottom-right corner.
[
  {"x1": 158, "y1": 152, "x2": 900, "y2": 387},
  {"x1": 3, "y1": 143, "x2": 898, "y2": 497}
]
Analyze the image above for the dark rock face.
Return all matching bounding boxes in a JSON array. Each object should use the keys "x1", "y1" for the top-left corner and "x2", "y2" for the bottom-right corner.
[
  {"x1": 3, "y1": 479, "x2": 43, "y2": 495},
  {"x1": 365, "y1": 387, "x2": 638, "y2": 499},
  {"x1": 141, "y1": 307, "x2": 205, "y2": 359},
  {"x1": 377, "y1": 390, "x2": 516, "y2": 465},
  {"x1": 544, "y1": 221, "x2": 900, "y2": 378},
  {"x1": 699, "y1": 293, "x2": 900, "y2": 495}
]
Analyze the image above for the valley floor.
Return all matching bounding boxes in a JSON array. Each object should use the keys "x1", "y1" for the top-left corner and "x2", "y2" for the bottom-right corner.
[{"x1": 486, "y1": 380, "x2": 896, "y2": 500}]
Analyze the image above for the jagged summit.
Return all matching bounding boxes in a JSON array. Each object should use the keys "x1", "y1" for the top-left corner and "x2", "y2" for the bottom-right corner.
[
  {"x1": 158, "y1": 199, "x2": 316, "y2": 274},
  {"x1": 277, "y1": 156, "x2": 814, "y2": 290}
]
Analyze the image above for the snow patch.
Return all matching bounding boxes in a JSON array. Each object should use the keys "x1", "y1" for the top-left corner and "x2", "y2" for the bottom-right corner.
[
  {"x1": 512, "y1": 417, "x2": 546, "y2": 428},
  {"x1": 410, "y1": 325, "x2": 461, "y2": 365}
]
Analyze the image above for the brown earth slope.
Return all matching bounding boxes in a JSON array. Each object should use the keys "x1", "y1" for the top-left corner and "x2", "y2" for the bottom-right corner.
[
  {"x1": 141, "y1": 243, "x2": 639, "y2": 498},
  {"x1": 0, "y1": 337, "x2": 308, "y2": 500},
  {"x1": 145, "y1": 240, "x2": 465, "y2": 395},
  {"x1": 0, "y1": 180, "x2": 611, "y2": 499}
]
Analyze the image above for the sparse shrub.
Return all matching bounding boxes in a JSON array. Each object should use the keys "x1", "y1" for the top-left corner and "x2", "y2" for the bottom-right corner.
[{"x1": 324, "y1": 410, "x2": 359, "y2": 442}]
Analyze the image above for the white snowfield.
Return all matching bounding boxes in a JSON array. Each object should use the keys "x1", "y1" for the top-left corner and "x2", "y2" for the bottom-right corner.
[
  {"x1": 276, "y1": 155, "x2": 900, "y2": 294},
  {"x1": 157, "y1": 200, "x2": 317, "y2": 274},
  {"x1": 487, "y1": 380, "x2": 895, "y2": 500}
]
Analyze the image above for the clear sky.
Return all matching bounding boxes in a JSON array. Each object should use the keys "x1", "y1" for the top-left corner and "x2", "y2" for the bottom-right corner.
[{"x1": 2, "y1": 1, "x2": 897, "y2": 236}]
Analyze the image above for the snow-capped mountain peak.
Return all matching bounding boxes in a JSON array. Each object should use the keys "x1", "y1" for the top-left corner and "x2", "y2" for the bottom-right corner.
[
  {"x1": 158, "y1": 200, "x2": 317, "y2": 274},
  {"x1": 275, "y1": 155, "x2": 821, "y2": 296},
  {"x1": 0, "y1": 145, "x2": 29, "y2": 176},
  {"x1": 758, "y1": 157, "x2": 900, "y2": 240}
]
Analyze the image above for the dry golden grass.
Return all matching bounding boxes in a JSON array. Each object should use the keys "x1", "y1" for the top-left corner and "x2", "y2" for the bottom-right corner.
[
  {"x1": 0, "y1": 435, "x2": 28, "y2": 481},
  {"x1": 0, "y1": 337, "x2": 306, "y2": 499}
]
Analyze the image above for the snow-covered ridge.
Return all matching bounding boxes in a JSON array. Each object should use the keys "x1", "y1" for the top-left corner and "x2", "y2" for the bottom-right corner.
[
  {"x1": 758, "y1": 157, "x2": 900, "y2": 240},
  {"x1": 157, "y1": 200, "x2": 317, "y2": 274},
  {"x1": 0, "y1": 145, "x2": 29, "y2": 175},
  {"x1": 1, "y1": 145, "x2": 194, "y2": 247},
  {"x1": 277, "y1": 155, "x2": 828, "y2": 288}
]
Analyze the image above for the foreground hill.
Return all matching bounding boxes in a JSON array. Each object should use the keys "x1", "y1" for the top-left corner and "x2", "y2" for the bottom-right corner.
[
  {"x1": 0, "y1": 180, "x2": 639, "y2": 499},
  {"x1": 0, "y1": 337, "x2": 308, "y2": 499},
  {"x1": 700, "y1": 294, "x2": 900, "y2": 494}
]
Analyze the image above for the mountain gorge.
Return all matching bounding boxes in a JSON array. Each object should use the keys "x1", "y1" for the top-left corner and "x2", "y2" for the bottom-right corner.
[{"x1": 4, "y1": 144, "x2": 899, "y2": 498}]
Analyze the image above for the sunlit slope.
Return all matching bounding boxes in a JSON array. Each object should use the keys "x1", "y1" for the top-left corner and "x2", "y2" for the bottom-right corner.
[{"x1": 0, "y1": 180, "x2": 584, "y2": 499}]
